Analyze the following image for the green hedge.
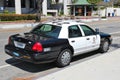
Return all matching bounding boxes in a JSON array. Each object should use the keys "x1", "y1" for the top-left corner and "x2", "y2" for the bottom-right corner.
[{"x1": 0, "y1": 14, "x2": 36, "y2": 21}]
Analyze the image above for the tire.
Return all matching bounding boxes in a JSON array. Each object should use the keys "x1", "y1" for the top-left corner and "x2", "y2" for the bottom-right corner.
[
  {"x1": 56, "y1": 49, "x2": 72, "y2": 67},
  {"x1": 99, "y1": 39, "x2": 110, "y2": 53}
]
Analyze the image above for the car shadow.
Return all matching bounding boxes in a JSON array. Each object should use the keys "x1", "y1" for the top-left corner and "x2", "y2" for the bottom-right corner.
[
  {"x1": 72, "y1": 51, "x2": 98, "y2": 62},
  {"x1": 6, "y1": 58, "x2": 56, "y2": 73},
  {"x1": 5, "y1": 51, "x2": 100, "y2": 73},
  {"x1": 110, "y1": 43, "x2": 120, "y2": 48}
]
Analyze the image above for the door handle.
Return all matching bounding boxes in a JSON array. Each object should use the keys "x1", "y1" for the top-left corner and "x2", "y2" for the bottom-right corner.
[
  {"x1": 71, "y1": 40, "x2": 75, "y2": 43},
  {"x1": 86, "y1": 38, "x2": 90, "y2": 40}
]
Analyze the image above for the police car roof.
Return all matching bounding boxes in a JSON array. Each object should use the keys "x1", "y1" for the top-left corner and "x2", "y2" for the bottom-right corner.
[{"x1": 45, "y1": 20, "x2": 85, "y2": 26}]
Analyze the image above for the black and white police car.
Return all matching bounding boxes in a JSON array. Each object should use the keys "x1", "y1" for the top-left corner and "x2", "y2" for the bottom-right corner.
[{"x1": 5, "y1": 20, "x2": 112, "y2": 67}]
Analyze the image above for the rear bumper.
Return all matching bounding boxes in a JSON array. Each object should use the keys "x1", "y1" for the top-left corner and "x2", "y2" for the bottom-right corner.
[{"x1": 5, "y1": 45, "x2": 59, "y2": 64}]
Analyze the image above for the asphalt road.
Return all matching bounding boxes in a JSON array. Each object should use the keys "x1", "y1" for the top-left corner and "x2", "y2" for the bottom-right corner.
[{"x1": 0, "y1": 20, "x2": 120, "y2": 80}]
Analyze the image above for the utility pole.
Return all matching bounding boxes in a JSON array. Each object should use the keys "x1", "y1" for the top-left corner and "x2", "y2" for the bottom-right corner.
[{"x1": 36, "y1": 0, "x2": 44, "y2": 22}]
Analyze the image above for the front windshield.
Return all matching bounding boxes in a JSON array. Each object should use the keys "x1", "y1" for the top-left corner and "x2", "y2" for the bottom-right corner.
[{"x1": 31, "y1": 24, "x2": 61, "y2": 38}]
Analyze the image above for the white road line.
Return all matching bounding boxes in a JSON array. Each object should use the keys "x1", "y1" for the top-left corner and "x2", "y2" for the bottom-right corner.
[
  {"x1": 0, "y1": 62, "x2": 22, "y2": 69},
  {"x1": 113, "y1": 37, "x2": 120, "y2": 40},
  {"x1": 0, "y1": 64, "x2": 11, "y2": 69},
  {"x1": 110, "y1": 31, "x2": 120, "y2": 34}
]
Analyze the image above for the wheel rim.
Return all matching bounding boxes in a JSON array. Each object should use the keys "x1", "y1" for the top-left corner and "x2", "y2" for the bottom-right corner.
[
  {"x1": 103, "y1": 41, "x2": 109, "y2": 52},
  {"x1": 61, "y1": 51, "x2": 71, "y2": 65}
]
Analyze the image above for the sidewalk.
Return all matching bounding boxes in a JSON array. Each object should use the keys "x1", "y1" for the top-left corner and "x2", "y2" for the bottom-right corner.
[
  {"x1": 0, "y1": 17, "x2": 119, "y2": 29},
  {"x1": 36, "y1": 48, "x2": 120, "y2": 80}
]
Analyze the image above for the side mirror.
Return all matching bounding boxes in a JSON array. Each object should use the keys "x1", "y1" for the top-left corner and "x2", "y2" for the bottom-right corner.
[{"x1": 95, "y1": 28, "x2": 99, "y2": 34}]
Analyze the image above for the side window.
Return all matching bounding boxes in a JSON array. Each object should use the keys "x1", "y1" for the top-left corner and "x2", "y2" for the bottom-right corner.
[
  {"x1": 80, "y1": 25, "x2": 95, "y2": 36},
  {"x1": 69, "y1": 25, "x2": 82, "y2": 38}
]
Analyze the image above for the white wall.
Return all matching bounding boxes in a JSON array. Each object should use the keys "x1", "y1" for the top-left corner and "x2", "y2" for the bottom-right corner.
[
  {"x1": 116, "y1": 8, "x2": 120, "y2": 16},
  {"x1": 100, "y1": 7, "x2": 120, "y2": 17},
  {"x1": 100, "y1": 9, "x2": 106, "y2": 17}
]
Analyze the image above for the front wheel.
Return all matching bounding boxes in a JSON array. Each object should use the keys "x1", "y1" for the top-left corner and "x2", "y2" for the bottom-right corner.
[
  {"x1": 99, "y1": 39, "x2": 110, "y2": 53},
  {"x1": 56, "y1": 49, "x2": 72, "y2": 67}
]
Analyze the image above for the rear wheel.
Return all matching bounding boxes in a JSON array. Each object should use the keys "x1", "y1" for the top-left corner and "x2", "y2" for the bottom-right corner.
[
  {"x1": 56, "y1": 49, "x2": 72, "y2": 67},
  {"x1": 99, "y1": 39, "x2": 110, "y2": 53}
]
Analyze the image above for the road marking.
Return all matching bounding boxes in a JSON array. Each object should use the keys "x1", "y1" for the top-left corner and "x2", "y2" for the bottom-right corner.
[
  {"x1": 0, "y1": 64, "x2": 11, "y2": 69},
  {"x1": 0, "y1": 62, "x2": 22, "y2": 69},
  {"x1": 113, "y1": 37, "x2": 120, "y2": 40},
  {"x1": 110, "y1": 31, "x2": 120, "y2": 34}
]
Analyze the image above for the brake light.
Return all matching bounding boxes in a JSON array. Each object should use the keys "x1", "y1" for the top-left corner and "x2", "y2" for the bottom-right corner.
[{"x1": 32, "y1": 42, "x2": 43, "y2": 52}]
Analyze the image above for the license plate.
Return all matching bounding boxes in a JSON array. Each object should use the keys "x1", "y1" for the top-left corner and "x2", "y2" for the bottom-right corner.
[
  {"x1": 14, "y1": 41, "x2": 26, "y2": 49},
  {"x1": 13, "y1": 52, "x2": 20, "y2": 57}
]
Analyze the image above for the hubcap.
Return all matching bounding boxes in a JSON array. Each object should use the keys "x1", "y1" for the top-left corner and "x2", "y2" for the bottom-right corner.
[
  {"x1": 61, "y1": 51, "x2": 71, "y2": 65},
  {"x1": 103, "y1": 41, "x2": 109, "y2": 52}
]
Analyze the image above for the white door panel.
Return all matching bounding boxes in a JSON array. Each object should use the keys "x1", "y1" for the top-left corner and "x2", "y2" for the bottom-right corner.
[
  {"x1": 85, "y1": 35, "x2": 100, "y2": 50},
  {"x1": 69, "y1": 37, "x2": 86, "y2": 55},
  {"x1": 80, "y1": 25, "x2": 101, "y2": 51},
  {"x1": 68, "y1": 25, "x2": 88, "y2": 55}
]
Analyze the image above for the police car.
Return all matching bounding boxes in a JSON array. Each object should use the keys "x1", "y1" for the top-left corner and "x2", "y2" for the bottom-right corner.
[{"x1": 5, "y1": 20, "x2": 112, "y2": 67}]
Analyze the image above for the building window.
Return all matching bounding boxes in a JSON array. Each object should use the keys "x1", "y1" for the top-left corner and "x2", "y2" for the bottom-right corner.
[
  {"x1": 21, "y1": 0, "x2": 25, "y2": 8},
  {"x1": 30, "y1": 0, "x2": 35, "y2": 8},
  {"x1": 5, "y1": 0, "x2": 15, "y2": 7}
]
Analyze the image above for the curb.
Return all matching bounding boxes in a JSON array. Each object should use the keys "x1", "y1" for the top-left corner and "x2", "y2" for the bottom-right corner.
[{"x1": 0, "y1": 23, "x2": 39, "y2": 29}]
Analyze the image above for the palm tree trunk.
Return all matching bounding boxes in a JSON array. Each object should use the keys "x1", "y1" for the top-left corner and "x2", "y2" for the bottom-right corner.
[{"x1": 36, "y1": 0, "x2": 44, "y2": 22}]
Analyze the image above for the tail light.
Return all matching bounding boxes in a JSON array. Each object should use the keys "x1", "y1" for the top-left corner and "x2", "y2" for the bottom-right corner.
[{"x1": 32, "y1": 42, "x2": 43, "y2": 52}]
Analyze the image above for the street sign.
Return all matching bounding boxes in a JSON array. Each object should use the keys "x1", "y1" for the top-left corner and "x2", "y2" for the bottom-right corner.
[
  {"x1": 0, "y1": 7, "x2": 4, "y2": 11},
  {"x1": 104, "y1": 0, "x2": 110, "y2": 2}
]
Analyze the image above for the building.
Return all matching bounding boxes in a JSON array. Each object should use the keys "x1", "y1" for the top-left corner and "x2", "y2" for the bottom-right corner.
[
  {"x1": 0, "y1": 0, "x2": 38, "y2": 14},
  {"x1": 68, "y1": 0, "x2": 93, "y2": 16},
  {"x1": 0, "y1": 0, "x2": 92, "y2": 16}
]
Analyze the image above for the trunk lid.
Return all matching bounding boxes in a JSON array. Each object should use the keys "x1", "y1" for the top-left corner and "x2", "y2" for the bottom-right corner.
[{"x1": 9, "y1": 33, "x2": 52, "y2": 51}]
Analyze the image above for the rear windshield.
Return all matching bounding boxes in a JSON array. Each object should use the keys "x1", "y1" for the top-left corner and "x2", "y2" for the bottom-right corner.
[{"x1": 31, "y1": 24, "x2": 61, "y2": 38}]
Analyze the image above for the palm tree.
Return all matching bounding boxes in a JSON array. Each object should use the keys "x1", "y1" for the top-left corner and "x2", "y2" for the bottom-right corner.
[{"x1": 36, "y1": 0, "x2": 44, "y2": 22}]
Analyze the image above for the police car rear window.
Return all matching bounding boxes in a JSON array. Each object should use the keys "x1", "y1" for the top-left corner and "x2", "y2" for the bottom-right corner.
[{"x1": 31, "y1": 24, "x2": 61, "y2": 38}]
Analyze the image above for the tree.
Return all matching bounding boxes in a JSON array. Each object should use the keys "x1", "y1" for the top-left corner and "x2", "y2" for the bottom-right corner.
[
  {"x1": 87, "y1": 0, "x2": 102, "y2": 4},
  {"x1": 103, "y1": 0, "x2": 120, "y2": 7},
  {"x1": 71, "y1": 0, "x2": 78, "y2": 3},
  {"x1": 36, "y1": 0, "x2": 44, "y2": 22},
  {"x1": 113, "y1": 0, "x2": 120, "y2": 7}
]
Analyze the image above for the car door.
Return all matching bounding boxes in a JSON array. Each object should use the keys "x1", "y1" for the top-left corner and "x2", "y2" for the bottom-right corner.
[
  {"x1": 80, "y1": 25, "x2": 100, "y2": 51},
  {"x1": 68, "y1": 25, "x2": 87, "y2": 55}
]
